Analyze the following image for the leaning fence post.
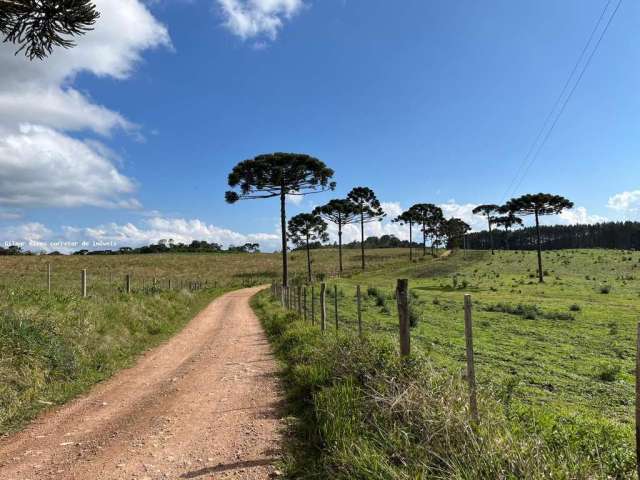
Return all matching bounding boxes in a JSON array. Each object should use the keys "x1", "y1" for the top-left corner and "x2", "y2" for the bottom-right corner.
[
  {"x1": 81, "y1": 269, "x2": 87, "y2": 298},
  {"x1": 334, "y1": 284, "x2": 339, "y2": 330},
  {"x1": 397, "y1": 279, "x2": 410, "y2": 357},
  {"x1": 320, "y1": 283, "x2": 326, "y2": 332},
  {"x1": 464, "y1": 294, "x2": 479, "y2": 425},
  {"x1": 357, "y1": 285, "x2": 363, "y2": 337},
  {"x1": 47, "y1": 263, "x2": 51, "y2": 294}
]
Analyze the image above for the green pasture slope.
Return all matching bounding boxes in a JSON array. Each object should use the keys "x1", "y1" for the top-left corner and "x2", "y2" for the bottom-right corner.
[{"x1": 255, "y1": 248, "x2": 640, "y2": 478}]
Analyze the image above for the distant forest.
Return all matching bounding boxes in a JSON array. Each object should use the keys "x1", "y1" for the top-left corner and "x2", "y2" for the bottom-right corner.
[
  {"x1": 0, "y1": 240, "x2": 261, "y2": 256},
  {"x1": 466, "y1": 221, "x2": 640, "y2": 251}
]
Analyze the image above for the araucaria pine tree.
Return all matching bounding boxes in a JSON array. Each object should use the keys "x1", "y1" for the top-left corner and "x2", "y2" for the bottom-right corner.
[
  {"x1": 472, "y1": 204, "x2": 500, "y2": 254},
  {"x1": 494, "y1": 208, "x2": 523, "y2": 250},
  {"x1": 443, "y1": 217, "x2": 470, "y2": 249},
  {"x1": 409, "y1": 203, "x2": 443, "y2": 257},
  {"x1": 346, "y1": 187, "x2": 385, "y2": 270},
  {"x1": 225, "y1": 153, "x2": 335, "y2": 287},
  {"x1": 0, "y1": 0, "x2": 100, "y2": 59},
  {"x1": 505, "y1": 193, "x2": 573, "y2": 282},
  {"x1": 288, "y1": 213, "x2": 328, "y2": 282},
  {"x1": 313, "y1": 199, "x2": 358, "y2": 275},
  {"x1": 392, "y1": 208, "x2": 422, "y2": 261}
]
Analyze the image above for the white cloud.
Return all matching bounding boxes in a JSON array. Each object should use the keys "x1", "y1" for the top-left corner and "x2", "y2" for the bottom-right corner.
[
  {"x1": 0, "y1": 125, "x2": 139, "y2": 208},
  {"x1": 608, "y1": 190, "x2": 640, "y2": 213},
  {"x1": 217, "y1": 0, "x2": 305, "y2": 41},
  {"x1": 438, "y1": 201, "x2": 485, "y2": 231},
  {"x1": 2, "y1": 223, "x2": 52, "y2": 243},
  {"x1": 557, "y1": 206, "x2": 607, "y2": 225},
  {"x1": 0, "y1": 217, "x2": 282, "y2": 252},
  {"x1": 381, "y1": 201, "x2": 403, "y2": 220},
  {"x1": 286, "y1": 193, "x2": 304, "y2": 205},
  {"x1": 0, "y1": 0, "x2": 170, "y2": 210}
]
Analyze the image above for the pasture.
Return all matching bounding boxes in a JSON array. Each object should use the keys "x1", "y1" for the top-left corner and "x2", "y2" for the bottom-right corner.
[
  {"x1": 309, "y1": 249, "x2": 640, "y2": 425},
  {"x1": 258, "y1": 248, "x2": 640, "y2": 477}
]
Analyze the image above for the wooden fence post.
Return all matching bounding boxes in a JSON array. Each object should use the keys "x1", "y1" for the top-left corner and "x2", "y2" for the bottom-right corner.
[
  {"x1": 320, "y1": 283, "x2": 326, "y2": 332},
  {"x1": 636, "y1": 321, "x2": 640, "y2": 480},
  {"x1": 126, "y1": 274, "x2": 131, "y2": 294},
  {"x1": 280, "y1": 284, "x2": 285, "y2": 308},
  {"x1": 397, "y1": 279, "x2": 410, "y2": 357},
  {"x1": 311, "y1": 286, "x2": 315, "y2": 325},
  {"x1": 464, "y1": 294, "x2": 479, "y2": 425},
  {"x1": 168, "y1": 278, "x2": 172, "y2": 290},
  {"x1": 47, "y1": 263, "x2": 51, "y2": 294},
  {"x1": 303, "y1": 286, "x2": 308, "y2": 321},
  {"x1": 297, "y1": 285, "x2": 302, "y2": 316},
  {"x1": 357, "y1": 285, "x2": 362, "y2": 337},
  {"x1": 334, "y1": 284, "x2": 339, "y2": 330},
  {"x1": 81, "y1": 269, "x2": 87, "y2": 298}
]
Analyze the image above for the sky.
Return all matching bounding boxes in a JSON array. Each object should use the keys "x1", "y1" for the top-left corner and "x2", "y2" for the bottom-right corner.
[{"x1": 0, "y1": 0, "x2": 639, "y2": 252}]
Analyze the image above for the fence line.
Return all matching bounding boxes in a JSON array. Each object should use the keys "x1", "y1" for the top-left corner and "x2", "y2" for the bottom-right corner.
[{"x1": 269, "y1": 279, "x2": 486, "y2": 428}]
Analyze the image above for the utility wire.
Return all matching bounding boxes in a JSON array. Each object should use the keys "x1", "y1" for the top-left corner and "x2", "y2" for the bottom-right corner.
[{"x1": 500, "y1": 0, "x2": 622, "y2": 202}]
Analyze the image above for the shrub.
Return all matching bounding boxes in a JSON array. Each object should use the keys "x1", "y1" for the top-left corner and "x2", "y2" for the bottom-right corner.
[
  {"x1": 596, "y1": 363, "x2": 620, "y2": 382},
  {"x1": 569, "y1": 304, "x2": 581, "y2": 312},
  {"x1": 600, "y1": 285, "x2": 612, "y2": 294}
]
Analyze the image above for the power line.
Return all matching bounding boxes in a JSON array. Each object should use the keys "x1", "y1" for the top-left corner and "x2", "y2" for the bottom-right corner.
[{"x1": 500, "y1": 0, "x2": 622, "y2": 202}]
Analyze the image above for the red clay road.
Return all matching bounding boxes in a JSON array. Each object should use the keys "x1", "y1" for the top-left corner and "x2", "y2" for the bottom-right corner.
[{"x1": 0, "y1": 287, "x2": 284, "y2": 480}]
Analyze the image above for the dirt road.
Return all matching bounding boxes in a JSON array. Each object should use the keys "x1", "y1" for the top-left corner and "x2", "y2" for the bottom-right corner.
[{"x1": 0, "y1": 287, "x2": 284, "y2": 480}]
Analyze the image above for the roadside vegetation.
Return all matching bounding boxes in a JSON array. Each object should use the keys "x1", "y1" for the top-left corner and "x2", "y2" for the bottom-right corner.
[
  {"x1": 0, "y1": 248, "x2": 406, "y2": 435},
  {"x1": 254, "y1": 248, "x2": 639, "y2": 478}
]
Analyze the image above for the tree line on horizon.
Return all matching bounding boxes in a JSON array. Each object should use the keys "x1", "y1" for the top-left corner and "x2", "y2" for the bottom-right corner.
[
  {"x1": 467, "y1": 221, "x2": 640, "y2": 252},
  {"x1": 0, "y1": 240, "x2": 261, "y2": 256},
  {"x1": 225, "y1": 152, "x2": 575, "y2": 285}
]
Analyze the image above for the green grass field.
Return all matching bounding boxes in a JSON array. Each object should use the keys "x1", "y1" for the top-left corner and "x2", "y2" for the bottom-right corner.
[
  {"x1": 323, "y1": 249, "x2": 639, "y2": 425},
  {"x1": 256, "y1": 247, "x2": 640, "y2": 478}
]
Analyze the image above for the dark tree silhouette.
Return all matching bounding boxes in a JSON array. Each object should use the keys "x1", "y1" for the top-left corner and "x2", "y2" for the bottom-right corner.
[
  {"x1": 288, "y1": 213, "x2": 328, "y2": 282},
  {"x1": 313, "y1": 199, "x2": 358, "y2": 275},
  {"x1": 392, "y1": 208, "x2": 421, "y2": 261},
  {"x1": 466, "y1": 221, "x2": 640, "y2": 251},
  {"x1": 443, "y1": 217, "x2": 470, "y2": 249},
  {"x1": 472, "y1": 204, "x2": 500, "y2": 254},
  {"x1": 346, "y1": 187, "x2": 385, "y2": 270},
  {"x1": 505, "y1": 193, "x2": 574, "y2": 282},
  {"x1": 225, "y1": 153, "x2": 335, "y2": 287},
  {"x1": 409, "y1": 203, "x2": 443, "y2": 257},
  {"x1": 1, "y1": 0, "x2": 99, "y2": 59},
  {"x1": 494, "y1": 209, "x2": 523, "y2": 250}
]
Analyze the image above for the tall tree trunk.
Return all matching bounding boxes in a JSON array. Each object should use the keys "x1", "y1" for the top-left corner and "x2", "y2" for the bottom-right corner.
[
  {"x1": 338, "y1": 215, "x2": 343, "y2": 275},
  {"x1": 360, "y1": 210, "x2": 365, "y2": 270},
  {"x1": 409, "y1": 221, "x2": 413, "y2": 261},
  {"x1": 422, "y1": 223, "x2": 426, "y2": 256},
  {"x1": 306, "y1": 235, "x2": 312, "y2": 282},
  {"x1": 535, "y1": 210, "x2": 543, "y2": 283},
  {"x1": 505, "y1": 228, "x2": 510, "y2": 250},
  {"x1": 488, "y1": 218, "x2": 494, "y2": 255},
  {"x1": 280, "y1": 190, "x2": 288, "y2": 287}
]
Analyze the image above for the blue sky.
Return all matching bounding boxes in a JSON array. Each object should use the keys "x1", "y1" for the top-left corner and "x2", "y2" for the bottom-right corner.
[{"x1": 0, "y1": 0, "x2": 638, "y2": 251}]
